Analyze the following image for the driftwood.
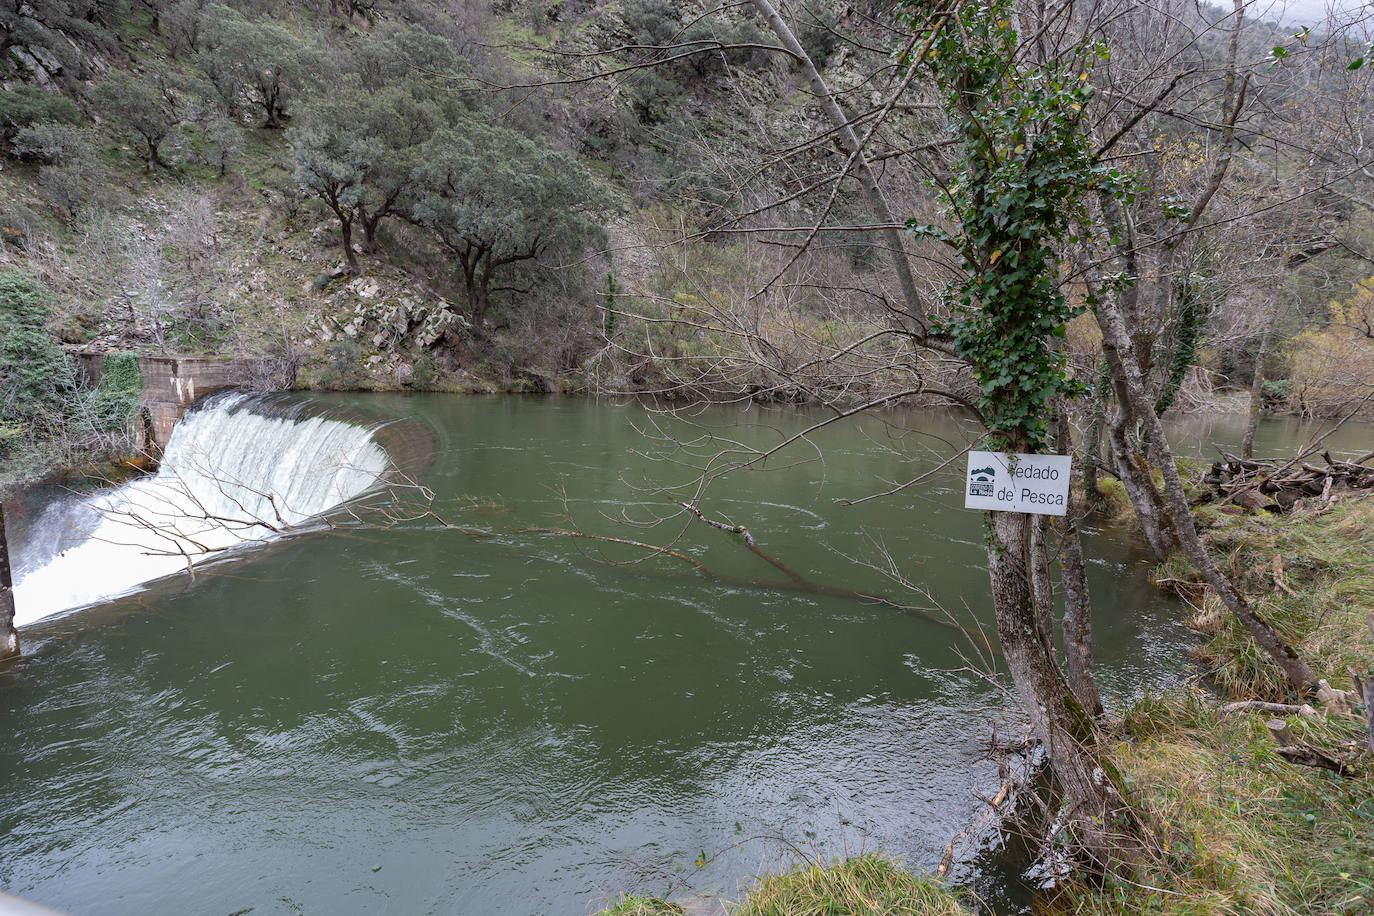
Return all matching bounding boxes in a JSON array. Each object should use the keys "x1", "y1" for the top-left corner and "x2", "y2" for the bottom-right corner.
[
  {"x1": 935, "y1": 726, "x2": 1033, "y2": 878},
  {"x1": 1266, "y1": 718, "x2": 1353, "y2": 775},
  {"x1": 1353, "y1": 666, "x2": 1374, "y2": 755},
  {"x1": 1200, "y1": 449, "x2": 1374, "y2": 512}
]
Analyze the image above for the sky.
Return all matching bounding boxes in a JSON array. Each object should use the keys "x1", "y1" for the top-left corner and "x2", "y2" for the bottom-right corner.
[{"x1": 1261, "y1": 0, "x2": 1373, "y2": 26}]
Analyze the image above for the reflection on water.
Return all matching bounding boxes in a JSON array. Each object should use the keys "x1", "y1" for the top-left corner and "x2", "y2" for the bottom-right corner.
[{"x1": 4, "y1": 397, "x2": 1358, "y2": 915}]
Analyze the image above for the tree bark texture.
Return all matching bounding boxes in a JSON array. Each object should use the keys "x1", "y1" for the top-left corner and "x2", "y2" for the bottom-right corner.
[
  {"x1": 339, "y1": 215, "x2": 358, "y2": 274},
  {"x1": 1105, "y1": 414, "x2": 1178, "y2": 560},
  {"x1": 1079, "y1": 367, "x2": 1109, "y2": 505},
  {"x1": 1240, "y1": 312, "x2": 1274, "y2": 461},
  {"x1": 1055, "y1": 411, "x2": 1104, "y2": 717},
  {"x1": 987, "y1": 510, "x2": 1134, "y2": 868}
]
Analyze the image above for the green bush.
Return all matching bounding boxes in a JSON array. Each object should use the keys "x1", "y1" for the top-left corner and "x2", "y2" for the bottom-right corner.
[
  {"x1": 0, "y1": 270, "x2": 75, "y2": 438},
  {"x1": 11, "y1": 122, "x2": 105, "y2": 216},
  {"x1": 796, "y1": 2, "x2": 840, "y2": 66},
  {"x1": 87, "y1": 351, "x2": 143, "y2": 432},
  {"x1": 0, "y1": 85, "x2": 81, "y2": 152},
  {"x1": 408, "y1": 353, "x2": 438, "y2": 388},
  {"x1": 324, "y1": 337, "x2": 363, "y2": 388},
  {"x1": 1261, "y1": 378, "x2": 1292, "y2": 402}
]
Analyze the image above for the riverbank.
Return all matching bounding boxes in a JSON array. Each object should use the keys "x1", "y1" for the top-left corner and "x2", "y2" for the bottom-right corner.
[
  {"x1": 593, "y1": 855, "x2": 973, "y2": 916},
  {"x1": 592, "y1": 487, "x2": 1374, "y2": 916},
  {"x1": 1061, "y1": 490, "x2": 1374, "y2": 915}
]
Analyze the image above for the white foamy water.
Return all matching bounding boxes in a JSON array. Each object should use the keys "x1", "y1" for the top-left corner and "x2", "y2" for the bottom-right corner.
[{"x1": 13, "y1": 393, "x2": 389, "y2": 626}]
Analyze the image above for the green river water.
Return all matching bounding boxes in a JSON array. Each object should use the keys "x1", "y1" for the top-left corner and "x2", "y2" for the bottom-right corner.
[{"x1": 1, "y1": 395, "x2": 1367, "y2": 915}]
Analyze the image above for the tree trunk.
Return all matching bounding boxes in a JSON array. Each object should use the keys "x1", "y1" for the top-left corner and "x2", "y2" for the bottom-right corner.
[
  {"x1": 1105, "y1": 414, "x2": 1178, "y2": 559},
  {"x1": 361, "y1": 211, "x2": 382, "y2": 250},
  {"x1": 987, "y1": 510, "x2": 1135, "y2": 869},
  {"x1": 1029, "y1": 514, "x2": 1057, "y2": 657},
  {"x1": 1, "y1": 504, "x2": 19, "y2": 661},
  {"x1": 468, "y1": 273, "x2": 488, "y2": 333},
  {"x1": 1243, "y1": 184, "x2": 1307, "y2": 459},
  {"x1": 1079, "y1": 366, "x2": 1108, "y2": 506},
  {"x1": 1241, "y1": 310, "x2": 1275, "y2": 460},
  {"x1": 263, "y1": 89, "x2": 285, "y2": 129},
  {"x1": 340, "y1": 216, "x2": 358, "y2": 274},
  {"x1": 1095, "y1": 296, "x2": 1319, "y2": 692},
  {"x1": 748, "y1": 0, "x2": 928, "y2": 333},
  {"x1": 1056, "y1": 411, "x2": 1104, "y2": 718}
]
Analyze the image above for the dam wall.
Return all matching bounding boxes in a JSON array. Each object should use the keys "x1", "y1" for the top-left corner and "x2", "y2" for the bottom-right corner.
[{"x1": 76, "y1": 352, "x2": 270, "y2": 452}]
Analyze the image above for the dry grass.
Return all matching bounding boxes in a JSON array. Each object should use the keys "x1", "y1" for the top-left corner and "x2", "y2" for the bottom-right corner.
[
  {"x1": 1066, "y1": 693, "x2": 1374, "y2": 916},
  {"x1": 596, "y1": 897, "x2": 687, "y2": 915},
  {"x1": 1160, "y1": 494, "x2": 1374, "y2": 700},
  {"x1": 1065, "y1": 493, "x2": 1374, "y2": 916},
  {"x1": 729, "y1": 855, "x2": 971, "y2": 916},
  {"x1": 594, "y1": 855, "x2": 971, "y2": 916}
]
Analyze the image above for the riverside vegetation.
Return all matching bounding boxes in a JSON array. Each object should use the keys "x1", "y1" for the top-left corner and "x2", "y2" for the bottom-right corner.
[{"x1": 3, "y1": 0, "x2": 1374, "y2": 912}]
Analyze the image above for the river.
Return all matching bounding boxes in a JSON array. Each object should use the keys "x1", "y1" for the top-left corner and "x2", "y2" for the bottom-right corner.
[{"x1": 0, "y1": 394, "x2": 1366, "y2": 915}]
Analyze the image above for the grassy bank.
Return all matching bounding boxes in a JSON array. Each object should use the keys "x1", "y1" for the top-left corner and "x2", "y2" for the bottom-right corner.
[
  {"x1": 594, "y1": 854, "x2": 972, "y2": 916},
  {"x1": 1063, "y1": 493, "x2": 1374, "y2": 916}
]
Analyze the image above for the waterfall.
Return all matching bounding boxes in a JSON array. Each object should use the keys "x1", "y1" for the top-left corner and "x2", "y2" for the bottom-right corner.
[{"x1": 12, "y1": 392, "x2": 391, "y2": 627}]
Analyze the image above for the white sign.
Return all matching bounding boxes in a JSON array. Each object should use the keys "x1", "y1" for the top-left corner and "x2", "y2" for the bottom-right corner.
[{"x1": 964, "y1": 450, "x2": 1073, "y2": 516}]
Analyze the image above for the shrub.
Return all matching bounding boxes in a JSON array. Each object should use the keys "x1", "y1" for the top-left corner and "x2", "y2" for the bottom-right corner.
[
  {"x1": 1260, "y1": 377, "x2": 1291, "y2": 403},
  {"x1": 324, "y1": 337, "x2": 363, "y2": 388},
  {"x1": 0, "y1": 200, "x2": 41, "y2": 250},
  {"x1": 11, "y1": 122, "x2": 105, "y2": 217},
  {"x1": 409, "y1": 353, "x2": 438, "y2": 388},
  {"x1": 86, "y1": 351, "x2": 143, "y2": 433},
  {"x1": 0, "y1": 270, "x2": 76, "y2": 437},
  {"x1": 0, "y1": 84, "x2": 81, "y2": 152}
]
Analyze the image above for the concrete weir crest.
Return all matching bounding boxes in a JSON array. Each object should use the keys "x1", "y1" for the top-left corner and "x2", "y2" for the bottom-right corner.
[{"x1": 77, "y1": 351, "x2": 270, "y2": 453}]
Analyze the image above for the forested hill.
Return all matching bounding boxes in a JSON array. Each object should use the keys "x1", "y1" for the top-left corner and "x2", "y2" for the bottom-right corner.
[
  {"x1": 2, "y1": 0, "x2": 1373, "y2": 476},
  {"x1": 1, "y1": 0, "x2": 868, "y2": 394}
]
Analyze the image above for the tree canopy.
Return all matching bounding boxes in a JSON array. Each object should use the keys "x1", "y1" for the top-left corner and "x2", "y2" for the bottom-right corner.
[
  {"x1": 0, "y1": 271, "x2": 72, "y2": 438},
  {"x1": 408, "y1": 122, "x2": 618, "y2": 330},
  {"x1": 197, "y1": 6, "x2": 329, "y2": 128},
  {"x1": 90, "y1": 69, "x2": 182, "y2": 172},
  {"x1": 289, "y1": 82, "x2": 442, "y2": 273}
]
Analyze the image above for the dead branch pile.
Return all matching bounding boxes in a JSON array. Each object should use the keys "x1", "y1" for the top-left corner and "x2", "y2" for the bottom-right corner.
[{"x1": 1202, "y1": 449, "x2": 1374, "y2": 510}]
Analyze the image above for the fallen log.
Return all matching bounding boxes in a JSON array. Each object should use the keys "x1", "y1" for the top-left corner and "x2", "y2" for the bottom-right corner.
[
  {"x1": 936, "y1": 726, "x2": 1033, "y2": 878},
  {"x1": 1267, "y1": 718, "x2": 1352, "y2": 775}
]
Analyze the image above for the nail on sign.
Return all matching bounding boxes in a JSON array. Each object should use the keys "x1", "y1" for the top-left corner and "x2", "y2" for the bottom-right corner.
[{"x1": 964, "y1": 450, "x2": 1073, "y2": 516}]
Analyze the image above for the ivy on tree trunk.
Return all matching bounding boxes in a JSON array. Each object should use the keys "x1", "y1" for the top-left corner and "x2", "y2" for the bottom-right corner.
[{"x1": 899, "y1": 0, "x2": 1142, "y2": 872}]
